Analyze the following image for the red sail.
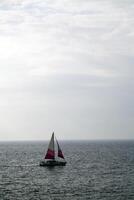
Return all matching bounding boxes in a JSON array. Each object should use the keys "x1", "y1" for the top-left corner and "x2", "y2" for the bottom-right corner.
[
  {"x1": 58, "y1": 149, "x2": 64, "y2": 159},
  {"x1": 45, "y1": 149, "x2": 55, "y2": 159},
  {"x1": 45, "y1": 132, "x2": 55, "y2": 160},
  {"x1": 57, "y1": 140, "x2": 65, "y2": 159}
]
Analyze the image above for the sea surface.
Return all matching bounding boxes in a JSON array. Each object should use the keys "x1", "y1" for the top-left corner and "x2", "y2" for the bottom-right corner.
[{"x1": 0, "y1": 140, "x2": 134, "y2": 200}]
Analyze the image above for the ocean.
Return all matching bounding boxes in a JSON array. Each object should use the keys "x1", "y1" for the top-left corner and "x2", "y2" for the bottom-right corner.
[{"x1": 0, "y1": 141, "x2": 134, "y2": 200}]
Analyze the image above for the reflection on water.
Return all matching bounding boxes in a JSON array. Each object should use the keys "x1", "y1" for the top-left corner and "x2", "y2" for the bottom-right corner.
[{"x1": 0, "y1": 141, "x2": 134, "y2": 199}]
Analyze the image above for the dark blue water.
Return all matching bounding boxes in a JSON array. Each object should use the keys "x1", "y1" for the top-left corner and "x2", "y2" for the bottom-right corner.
[{"x1": 0, "y1": 141, "x2": 134, "y2": 199}]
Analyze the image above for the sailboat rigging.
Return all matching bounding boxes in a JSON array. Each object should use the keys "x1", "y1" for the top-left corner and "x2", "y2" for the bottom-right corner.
[{"x1": 40, "y1": 132, "x2": 67, "y2": 166}]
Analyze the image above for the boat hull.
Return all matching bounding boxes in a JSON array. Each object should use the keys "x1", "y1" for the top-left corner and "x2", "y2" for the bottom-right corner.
[{"x1": 39, "y1": 160, "x2": 67, "y2": 167}]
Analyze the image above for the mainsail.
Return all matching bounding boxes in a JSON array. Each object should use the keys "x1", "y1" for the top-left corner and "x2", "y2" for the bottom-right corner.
[
  {"x1": 56, "y1": 139, "x2": 65, "y2": 159},
  {"x1": 45, "y1": 132, "x2": 55, "y2": 160}
]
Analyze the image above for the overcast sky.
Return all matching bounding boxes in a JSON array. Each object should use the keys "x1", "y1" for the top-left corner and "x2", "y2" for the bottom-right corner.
[{"x1": 0, "y1": 0, "x2": 134, "y2": 140}]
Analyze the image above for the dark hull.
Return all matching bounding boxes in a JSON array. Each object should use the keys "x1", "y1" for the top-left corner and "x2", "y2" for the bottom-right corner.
[{"x1": 39, "y1": 160, "x2": 67, "y2": 167}]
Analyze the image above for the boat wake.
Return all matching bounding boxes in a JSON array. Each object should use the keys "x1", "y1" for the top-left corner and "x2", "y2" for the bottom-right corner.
[{"x1": 0, "y1": 164, "x2": 39, "y2": 167}]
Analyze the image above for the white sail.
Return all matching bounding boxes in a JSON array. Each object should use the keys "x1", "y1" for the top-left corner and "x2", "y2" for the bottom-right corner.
[{"x1": 45, "y1": 132, "x2": 55, "y2": 159}]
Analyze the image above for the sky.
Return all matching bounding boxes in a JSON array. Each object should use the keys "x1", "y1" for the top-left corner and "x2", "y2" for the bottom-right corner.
[{"x1": 0, "y1": 0, "x2": 134, "y2": 140}]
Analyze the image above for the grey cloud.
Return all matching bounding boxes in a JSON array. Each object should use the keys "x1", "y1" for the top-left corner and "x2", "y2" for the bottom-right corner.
[{"x1": 0, "y1": 0, "x2": 133, "y2": 140}]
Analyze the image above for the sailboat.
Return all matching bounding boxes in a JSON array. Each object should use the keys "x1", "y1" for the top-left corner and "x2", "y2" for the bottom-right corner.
[{"x1": 39, "y1": 132, "x2": 67, "y2": 166}]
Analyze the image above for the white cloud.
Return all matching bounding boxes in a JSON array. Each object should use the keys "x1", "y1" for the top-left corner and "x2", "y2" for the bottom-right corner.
[{"x1": 0, "y1": 0, "x2": 133, "y2": 140}]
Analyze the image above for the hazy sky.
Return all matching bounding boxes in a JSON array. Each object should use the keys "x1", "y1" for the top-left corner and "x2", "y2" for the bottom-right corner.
[{"x1": 0, "y1": 0, "x2": 134, "y2": 140}]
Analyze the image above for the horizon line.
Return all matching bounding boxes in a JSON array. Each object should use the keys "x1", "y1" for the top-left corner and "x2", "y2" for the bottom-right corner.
[{"x1": 0, "y1": 138, "x2": 134, "y2": 142}]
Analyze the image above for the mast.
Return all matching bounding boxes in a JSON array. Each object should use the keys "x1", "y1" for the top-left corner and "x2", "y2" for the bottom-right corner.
[{"x1": 45, "y1": 132, "x2": 55, "y2": 160}]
